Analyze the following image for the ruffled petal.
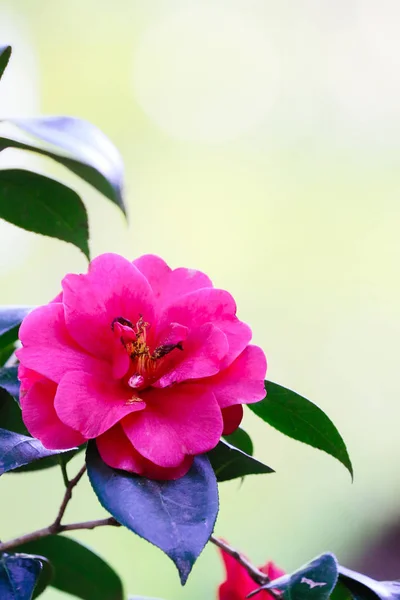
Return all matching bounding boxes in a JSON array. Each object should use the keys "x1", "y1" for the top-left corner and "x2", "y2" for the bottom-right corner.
[
  {"x1": 218, "y1": 545, "x2": 258, "y2": 600},
  {"x1": 96, "y1": 423, "x2": 193, "y2": 479},
  {"x1": 20, "y1": 377, "x2": 85, "y2": 449},
  {"x1": 154, "y1": 323, "x2": 228, "y2": 388},
  {"x1": 17, "y1": 303, "x2": 108, "y2": 384},
  {"x1": 134, "y1": 254, "x2": 212, "y2": 313},
  {"x1": 122, "y1": 384, "x2": 223, "y2": 468},
  {"x1": 54, "y1": 371, "x2": 146, "y2": 438},
  {"x1": 205, "y1": 345, "x2": 267, "y2": 409},
  {"x1": 62, "y1": 253, "x2": 155, "y2": 360}
]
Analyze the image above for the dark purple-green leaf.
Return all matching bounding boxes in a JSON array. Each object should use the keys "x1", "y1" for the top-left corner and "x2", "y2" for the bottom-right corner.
[
  {"x1": 86, "y1": 441, "x2": 218, "y2": 585},
  {"x1": 0, "y1": 553, "x2": 44, "y2": 599},
  {"x1": 0, "y1": 169, "x2": 89, "y2": 258},
  {"x1": 0, "y1": 116, "x2": 126, "y2": 214},
  {"x1": 249, "y1": 552, "x2": 338, "y2": 600},
  {"x1": 14, "y1": 536, "x2": 123, "y2": 600},
  {"x1": 248, "y1": 382, "x2": 353, "y2": 479},
  {"x1": 208, "y1": 439, "x2": 273, "y2": 482},
  {"x1": 0, "y1": 367, "x2": 20, "y2": 402},
  {"x1": 0, "y1": 46, "x2": 11, "y2": 82},
  {"x1": 0, "y1": 428, "x2": 71, "y2": 474},
  {"x1": 0, "y1": 306, "x2": 32, "y2": 348},
  {"x1": 338, "y1": 566, "x2": 400, "y2": 600}
]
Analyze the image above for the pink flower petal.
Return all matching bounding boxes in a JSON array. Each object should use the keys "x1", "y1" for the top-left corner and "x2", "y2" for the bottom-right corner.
[
  {"x1": 17, "y1": 304, "x2": 108, "y2": 384},
  {"x1": 96, "y1": 423, "x2": 193, "y2": 479},
  {"x1": 122, "y1": 384, "x2": 223, "y2": 468},
  {"x1": 62, "y1": 253, "x2": 155, "y2": 360},
  {"x1": 154, "y1": 323, "x2": 228, "y2": 388},
  {"x1": 54, "y1": 371, "x2": 146, "y2": 438},
  {"x1": 205, "y1": 345, "x2": 267, "y2": 409},
  {"x1": 134, "y1": 254, "x2": 212, "y2": 312},
  {"x1": 20, "y1": 377, "x2": 85, "y2": 449},
  {"x1": 222, "y1": 404, "x2": 243, "y2": 435}
]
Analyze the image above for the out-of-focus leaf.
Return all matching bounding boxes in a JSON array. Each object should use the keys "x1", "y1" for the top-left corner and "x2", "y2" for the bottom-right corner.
[
  {"x1": 0, "y1": 428, "x2": 73, "y2": 474},
  {"x1": 249, "y1": 382, "x2": 353, "y2": 479},
  {"x1": 223, "y1": 427, "x2": 253, "y2": 455},
  {"x1": 0, "y1": 552, "x2": 45, "y2": 599},
  {"x1": 0, "y1": 169, "x2": 89, "y2": 258},
  {"x1": 0, "y1": 46, "x2": 11, "y2": 81},
  {"x1": 0, "y1": 306, "x2": 32, "y2": 348},
  {"x1": 338, "y1": 565, "x2": 400, "y2": 600},
  {"x1": 14, "y1": 536, "x2": 123, "y2": 600},
  {"x1": 208, "y1": 439, "x2": 273, "y2": 482},
  {"x1": 86, "y1": 441, "x2": 218, "y2": 585},
  {"x1": 0, "y1": 116, "x2": 126, "y2": 214},
  {"x1": 0, "y1": 342, "x2": 16, "y2": 367},
  {"x1": 330, "y1": 581, "x2": 355, "y2": 600},
  {"x1": 249, "y1": 552, "x2": 338, "y2": 600}
]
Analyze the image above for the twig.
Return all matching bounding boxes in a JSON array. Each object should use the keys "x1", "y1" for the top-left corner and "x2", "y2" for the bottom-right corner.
[
  {"x1": 53, "y1": 464, "x2": 86, "y2": 529},
  {"x1": 210, "y1": 535, "x2": 270, "y2": 586},
  {"x1": 0, "y1": 463, "x2": 120, "y2": 554},
  {"x1": 0, "y1": 518, "x2": 120, "y2": 553},
  {"x1": 59, "y1": 458, "x2": 70, "y2": 487}
]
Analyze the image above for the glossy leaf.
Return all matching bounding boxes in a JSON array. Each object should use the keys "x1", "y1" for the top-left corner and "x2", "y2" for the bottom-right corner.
[
  {"x1": 0, "y1": 366, "x2": 20, "y2": 402},
  {"x1": 338, "y1": 566, "x2": 400, "y2": 600},
  {"x1": 14, "y1": 535, "x2": 123, "y2": 600},
  {"x1": 0, "y1": 46, "x2": 11, "y2": 82},
  {"x1": 249, "y1": 381, "x2": 353, "y2": 479},
  {"x1": 0, "y1": 169, "x2": 89, "y2": 258},
  {"x1": 249, "y1": 552, "x2": 338, "y2": 600},
  {"x1": 0, "y1": 116, "x2": 126, "y2": 213},
  {"x1": 0, "y1": 428, "x2": 72, "y2": 474},
  {"x1": 86, "y1": 441, "x2": 218, "y2": 585},
  {"x1": 208, "y1": 439, "x2": 273, "y2": 482},
  {"x1": 0, "y1": 553, "x2": 44, "y2": 599},
  {"x1": 223, "y1": 427, "x2": 253, "y2": 455},
  {"x1": 0, "y1": 306, "x2": 32, "y2": 348}
]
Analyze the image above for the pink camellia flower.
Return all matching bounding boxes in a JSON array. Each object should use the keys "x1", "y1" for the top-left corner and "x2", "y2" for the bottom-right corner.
[
  {"x1": 218, "y1": 543, "x2": 285, "y2": 600},
  {"x1": 17, "y1": 253, "x2": 266, "y2": 480}
]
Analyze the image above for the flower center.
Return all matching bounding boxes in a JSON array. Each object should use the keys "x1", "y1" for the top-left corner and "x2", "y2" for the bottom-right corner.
[{"x1": 111, "y1": 315, "x2": 184, "y2": 391}]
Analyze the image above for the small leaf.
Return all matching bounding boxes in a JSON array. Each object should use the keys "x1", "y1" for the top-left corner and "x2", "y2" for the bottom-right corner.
[
  {"x1": 338, "y1": 566, "x2": 400, "y2": 600},
  {"x1": 208, "y1": 439, "x2": 273, "y2": 482},
  {"x1": 0, "y1": 46, "x2": 11, "y2": 82},
  {"x1": 0, "y1": 306, "x2": 32, "y2": 348},
  {"x1": 249, "y1": 552, "x2": 338, "y2": 600},
  {"x1": 0, "y1": 366, "x2": 20, "y2": 402},
  {"x1": 0, "y1": 553, "x2": 44, "y2": 599},
  {"x1": 249, "y1": 382, "x2": 353, "y2": 479},
  {"x1": 1, "y1": 116, "x2": 126, "y2": 214},
  {"x1": 14, "y1": 535, "x2": 123, "y2": 600},
  {"x1": 0, "y1": 428, "x2": 73, "y2": 474},
  {"x1": 223, "y1": 427, "x2": 253, "y2": 455},
  {"x1": 86, "y1": 441, "x2": 219, "y2": 585},
  {"x1": 0, "y1": 169, "x2": 89, "y2": 258}
]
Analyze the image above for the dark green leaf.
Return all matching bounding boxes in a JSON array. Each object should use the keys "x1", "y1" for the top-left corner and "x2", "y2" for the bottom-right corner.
[
  {"x1": 208, "y1": 439, "x2": 273, "y2": 482},
  {"x1": 0, "y1": 169, "x2": 89, "y2": 258},
  {"x1": 14, "y1": 536, "x2": 123, "y2": 600},
  {"x1": 0, "y1": 387, "x2": 27, "y2": 435},
  {"x1": 250, "y1": 552, "x2": 338, "y2": 600},
  {"x1": 0, "y1": 428, "x2": 73, "y2": 474},
  {"x1": 249, "y1": 382, "x2": 353, "y2": 479},
  {"x1": 29, "y1": 555, "x2": 53, "y2": 599},
  {"x1": 0, "y1": 116, "x2": 126, "y2": 214},
  {"x1": 0, "y1": 306, "x2": 32, "y2": 348},
  {"x1": 0, "y1": 342, "x2": 16, "y2": 367},
  {"x1": 338, "y1": 566, "x2": 400, "y2": 600},
  {"x1": 330, "y1": 581, "x2": 355, "y2": 600},
  {"x1": 223, "y1": 427, "x2": 253, "y2": 455},
  {"x1": 0, "y1": 552, "x2": 44, "y2": 599},
  {"x1": 86, "y1": 441, "x2": 218, "y2": 585},
  {"x1": 0, "y1": 46, "x2": 11, "y2": 82}
]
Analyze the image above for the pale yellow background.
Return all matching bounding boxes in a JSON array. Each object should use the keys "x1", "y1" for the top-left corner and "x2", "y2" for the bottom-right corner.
[{"x1": 0, "y1": 1, "x2": 399, "y2": 598}]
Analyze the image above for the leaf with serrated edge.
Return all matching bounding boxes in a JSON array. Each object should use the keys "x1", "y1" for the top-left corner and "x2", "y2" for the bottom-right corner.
[
  {"x1": 86, "y1": 441, "x2": 218, "y2": 585},
  {"x1": 249, "y1": 381, "x2": 353, "y2": 479}
]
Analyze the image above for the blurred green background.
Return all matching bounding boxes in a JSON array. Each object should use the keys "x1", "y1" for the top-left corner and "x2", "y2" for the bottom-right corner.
[{"x1": 1, "y1": 0, "x2": 400, "y2": 598}]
